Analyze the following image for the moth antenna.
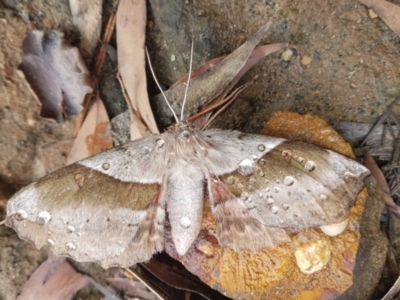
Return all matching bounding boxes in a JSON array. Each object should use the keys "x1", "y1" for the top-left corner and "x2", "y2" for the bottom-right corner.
[
  {"x1": 145, "y1": 48, "x2": 179, "y2": 124},
  {"x1": 180, "y1": 39, "x2": 194, "y2": 122}
]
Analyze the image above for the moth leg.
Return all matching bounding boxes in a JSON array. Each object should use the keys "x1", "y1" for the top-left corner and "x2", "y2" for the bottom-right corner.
[
  {"x1": 99, "y1": 183, "x2": 166, "y2": 268},
  {"x1": 208, "y1": 173, "x2": 290, "y2": 252}
]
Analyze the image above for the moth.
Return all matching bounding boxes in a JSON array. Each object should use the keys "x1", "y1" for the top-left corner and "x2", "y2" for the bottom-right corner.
[{"x1": 5, "y1": 28, "x2": 370, "y2": 269}]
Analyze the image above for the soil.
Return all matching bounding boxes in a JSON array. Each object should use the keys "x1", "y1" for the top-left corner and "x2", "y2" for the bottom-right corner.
[{"x1": 0, "y1": 0, "x2": 400, "y2": 299}]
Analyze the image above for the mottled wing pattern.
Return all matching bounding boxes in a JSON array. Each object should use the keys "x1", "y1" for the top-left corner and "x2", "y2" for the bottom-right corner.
[
  {"x1": 208, "y1": 173, "x2": 290, "y2": 252},
  {"x1": 6, "y1": 135, "x2": 167, "y2": 268},
  {"x1": 204, "y1": 131, "x2": 369, "y2": 251}
]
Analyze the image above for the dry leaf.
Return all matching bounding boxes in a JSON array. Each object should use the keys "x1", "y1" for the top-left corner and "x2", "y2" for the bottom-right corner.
[
  {"x1": 69, "y1": 0, "x2": 102, "y2": 58},
  {"x1": 152, "y1": 22, "x2": 274, "y2": 127},
  {"x1": 216, "y1": 43, "x2": 288, "y2": 101},
  {"x1": 116, "y1": 0, "x2": 159, "y2": 134},
  {"x1": 19, "y1": 30, "x2": 92, "y2": 122},
  {"x1": 116, "y1": 73, "x2": 152, "y2": 140},
  {"x1": 140, "y1": 257, "x2": 230, "y2": 300},
  {"x1": 129, "y1": 113, "x2": 152, "y2": 140},
  {"x1": 17, "y1": 254, "x2": 90, "y2": 300},
  {"x1": 170, "y1": 56, "x2": 226, "y2": 89},
  {"x1": 199, "y1": 43, "x2": 288, "y2": 114},
  {"x1": 67, "y1": 95, "x2": 113, "y2": 164},
  {"x1": 170, "y1": 43, "x2": 287, "y2": 124},
  {"x1": 364, "y1": 151, "x2": 400, "y2": 219},
  {"x1": 358, "y1": 0, "x2": 400, "y2": 37}
]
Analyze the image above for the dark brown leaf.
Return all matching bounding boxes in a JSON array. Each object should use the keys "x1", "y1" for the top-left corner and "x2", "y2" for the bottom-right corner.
[
  {"x1": 140, "y1": 255, "x2": 231, "y2": 300},
  {"x1": 364, "y1": 151, "x2": 400, "y2": 219}
]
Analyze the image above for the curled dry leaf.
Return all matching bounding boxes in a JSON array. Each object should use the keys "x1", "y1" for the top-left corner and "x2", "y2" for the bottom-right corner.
[
  {"x1": 358, "y1": 0, "x2": 400, "y2": 37},
  {"x1": 67, "y1": 96, "x2": 113, "y2": 164},
  {"x1": 170, "y1": 56, "x2": 226, "y2": 89},
  {"x1": 164, "y1": 112, "x2": 367, "y2": 299},
  {"x1": 17, "y1": 254, "x2": 90, "y2": 300},
  {"x1": 19, "y1": 30, "x2": 92, "y2": 122},
  {"x1": 195, "y1": 43, "x2": 288, "y2": 122},
  {"x1": 174, "y1": 43, "x2": 287, "y2": 125},
  {"x1": 152, "y1": 22, "x2": 275, "y2": 127},
  {"x1": 215, "y1": 43, "x2": 288, "y2": 102},
  {"x1": 364, "y1": 151, "x2": 400, "y2": 219},
  {"x1": 116, "y1": 0, "x2": 159, "y2": 135}
]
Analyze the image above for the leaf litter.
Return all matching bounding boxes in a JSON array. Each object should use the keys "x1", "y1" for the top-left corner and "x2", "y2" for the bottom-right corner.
[
  {"x1": 11, "y1": 0, "x2": 397, "y2": 298},
  {"x1": 9, "y1": 14, "x2": 294, "y2": 300},
  {"x1": 359, "y1": 98, "x2": 400, "y2": 299}
]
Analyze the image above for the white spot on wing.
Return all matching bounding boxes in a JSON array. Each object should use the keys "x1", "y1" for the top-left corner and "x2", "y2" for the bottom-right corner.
[
  {"x1": 239, "y1": 159, "x2": 255, "y2": 176},
  {"x1": 179, "y1": 217, "x2": 191, "y2": 229},
  {"x1": 258, "y1": 144, "x2": 266, "y2": 152},
  {"x1": 65, "y1": 242, "x2": 77, "y2": 251},
  {"x1": 283, "y1": 176, "x2": 295, "y2": 186},
  {"x1": 241, "y1": 192, "x2": 250, "y2": 201},
  {"x1": 156, "y1": 139, "x2": 165, "y2": 152},
  {"x1": 271, "y1": 205, "x2": 278, "y2": 214},
  {"x1": 37, "y1": 211, "x2": 51, "y2": 225},
  {"x1": 304, "y1": 161, "x2": 316, "y2": 171},
  {"x1": 15, "y1": 210, "x2": 28, "y2": 221}
]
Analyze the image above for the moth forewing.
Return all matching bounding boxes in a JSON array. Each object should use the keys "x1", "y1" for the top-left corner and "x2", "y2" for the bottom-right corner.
[{"x1": 5, "y1": 144, "x2": 166, "y2": 266}]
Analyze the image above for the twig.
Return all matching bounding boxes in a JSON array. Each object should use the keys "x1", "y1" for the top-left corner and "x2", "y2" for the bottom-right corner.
[
  {"x1": 124, "y1": 268, "x2": 164, "y2": 300},
  {"x1": 74, "y1": 11, "x2": 117, "y2": 135}
]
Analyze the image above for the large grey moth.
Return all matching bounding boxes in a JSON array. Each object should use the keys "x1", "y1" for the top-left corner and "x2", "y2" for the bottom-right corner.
[{"x1": 5, "y1": 25, "x2": 370, "y2": 269}]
